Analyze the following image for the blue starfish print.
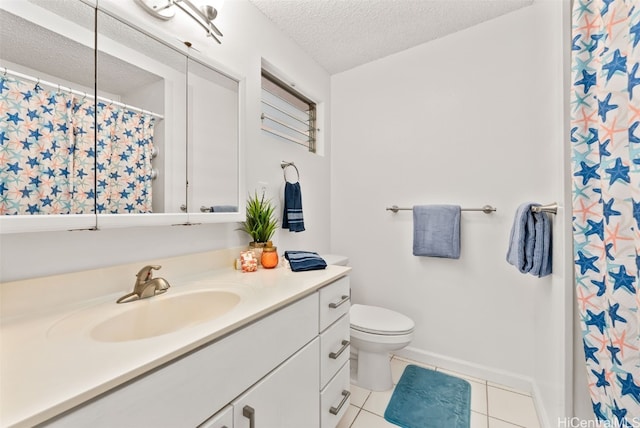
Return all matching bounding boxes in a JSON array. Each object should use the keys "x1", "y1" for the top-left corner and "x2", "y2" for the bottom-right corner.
[
  {"x1": 119, "y1": 152, "x2": 129, "y2": 162},
  {"x1": 26, "y1": 204, "x2": 39, "y2": 214},
  {"x1": 617, "y1": 373, "x2": 640, "y2": 402},
  {"x1": 125, "y1": 203, "x2": 135, "y2": 213},
  {"x1": 6, "y1": 112, "x2": 23, "y2": 125},
  {"x1": 608, "y1": 302, "x2": 627, "y2": 327},
  {"x1": 43, "y1": 121, "x2": 53, "y2": 133},
  {"x1": 40, "y1": 196, "x2": 53, "y2": 207},
  {"x1": 76, "y1": 169, "x2": 88, "y2": 180},
  {"x1": 50, "y1": 185, "x2": 61, "y2": 197},
  {"x1": 605, "y1": 157, "x2": 630, "y2": 185},
  {"x1": 575, "y1": 70, "x2": 597, "y2": 94},
  {"x1": 585, "y1": 309, "x2": 607, "y2": 334},
  {"x1": 44, "y1": 167, "x2": 55, "y2": 178},
  {"x1": 41, "y1": 150, "x2": 53, "y2": 161},
  {"x1": 583, "y1": 339, "x2": 599, "y2": 364},
  {"x1": 602, "y1": 199, "x2": 621, "y2": 224},
  {"x1": 607, "y1": 343, "x2": 622, "y2": 365},
  {"x1": 592, "y1": 401, "x2": 607, "y2": 421},
  {"x1": 0, "y1": 78, "x2": 8, "y2": 94},
  {"x1": 576, "y1": 251, "x2": 600, "y2": 274},
  {"x1": 574, "y1": 161, "x2": 601, "y2": 185},
  {"x1": 629, "y1": 122, "x2": 640, "y2": 144},
  {"x1": 591, "y1": 276, "x2": 607, "y2": 296},
  {"x1": 96, "y1": 203, "x2": 106, "y2": 213},
  {"x1": 572, "y1": 34, "x2": 581, "y2": 51},
  {"x1": 19, "y1": 187, "x2": 32, "y2": 198},
  {"x1": 0, "y1": 131, "x2": 8, "y2": 146},
  {"x1": 585, "y1": 219, "x2": 604, "y2": 240},
  {"x1": 109, "y1": 171, "x2": 121, "y2": 181},
  {"x1": 40, "y1": 105, "x2": 52, "y2": 115},
  {"x1": 629, "y1": 63, "x2": 640, "y2": 99},
  {"x1": 0, "y1": 182, "x2": 7, "y2": 196},
  {"x1": 603, "y1": 49, "x2": 627, "y2": 81},
  {"x1": 6, "y1": 162, "x2": 23, "y2": 175},
  {"x1": 85, "y1": 147, "x2": 95, "y2": 158},
  {"x1": 26, "y1": 157, "x2": 39, "y2": 168},
  {"x1": 29, "y1": 129, "x2": 42, "y2": 141},
  {"x1": 120, "y1": 189, "x2": 129, "y2": 199},
  {"x1": 598, "y1": 93, "x2": 618, "y2": 122},
  {"x1": 634, "y1": 200, "x2": 640, "y2": 228},
  {"x1": 631, "y1": 20, "x2": 640, "y2": 47},
  {"x1": 26, "y1": 109, "x2": 38, "y2": 120},
  {"x1": 57, "y1": 123, "x2": 68, "y2": 133},
  {"x1": 611, "y1": 265, "x2": 636, "y2": 294},
  {"x1": 611, "y1": 400, "x2": 629, "y2": 426},
  {"x1": 59, "y1": 168, "x2": 69, "y2": 178},
  {"x1": 592, "y1": 368, "x2": 611, "y2": 390},
  {"x1": 85, "y1": 189, "x2": 95, "y2": 200},
  {"x1": 29, "y1": 176, "x2": 41, "y2": 187}
]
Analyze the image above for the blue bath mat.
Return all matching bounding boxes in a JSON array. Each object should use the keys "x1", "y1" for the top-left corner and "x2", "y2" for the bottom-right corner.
[{"x1": 384, "y1": 365, "x2": 471, "y2": 428}]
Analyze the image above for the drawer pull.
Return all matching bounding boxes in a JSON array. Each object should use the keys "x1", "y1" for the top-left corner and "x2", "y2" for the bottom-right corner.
[
  {"x1": 329, "y1": 340, "x2": 350, "y2": 359},
  {"x1": 328, "y1": 295, "x2": 349, "y2": 309},
  {"x1": 329, "y1": 389, "x2": 351, "y2": 415},
  {"x1": 243, "y1": 405, "x2": 255, "y2": 428}
]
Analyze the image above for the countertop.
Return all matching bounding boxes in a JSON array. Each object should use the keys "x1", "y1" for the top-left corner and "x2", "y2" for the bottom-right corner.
[{"x1": 0, "y1": 263, "x2": 350, "y2": 428}]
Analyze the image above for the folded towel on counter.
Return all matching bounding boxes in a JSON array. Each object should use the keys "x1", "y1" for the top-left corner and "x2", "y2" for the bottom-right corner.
[
  {"x1": 412, "y1": 205, "x2": 461, "y2": 259},
  {"x1": 282, "y1": 182, "x2": 305, "y2": 232},
  {"x1": 211, "y1": 205, "x2": 237, "y2": 212},
  {"x1": 284, "y1": 251, "x2": 327, "y2": 272},
  {"x1": 506, "y1": 203, "x2": 552, "y2": 277}
]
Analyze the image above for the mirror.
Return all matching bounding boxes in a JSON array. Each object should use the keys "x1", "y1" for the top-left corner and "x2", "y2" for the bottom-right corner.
[
  {"x1": 0, "y1": 0, "x2": 97, "y2": 231},
  {"x1": 0, "y1": 0, "x2": 242, "y2": 233},
  {"x1": 187, "y1": 58, "x2": 239, "y2": 215}
]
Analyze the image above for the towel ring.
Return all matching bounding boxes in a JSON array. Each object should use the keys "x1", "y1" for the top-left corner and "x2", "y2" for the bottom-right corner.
[{"x1": 281, "y1": 161, "x2": 300, "y2": 183}]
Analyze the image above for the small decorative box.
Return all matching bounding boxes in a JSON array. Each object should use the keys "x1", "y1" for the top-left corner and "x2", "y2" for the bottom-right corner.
[{"x1": 240, "y1": 250, "x2": 258, "y2": 272}]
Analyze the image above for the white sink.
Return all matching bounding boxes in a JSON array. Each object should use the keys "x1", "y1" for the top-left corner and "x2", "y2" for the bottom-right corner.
[{"x1": 47, "y1": 290, "x2": 241, "y2": 342}]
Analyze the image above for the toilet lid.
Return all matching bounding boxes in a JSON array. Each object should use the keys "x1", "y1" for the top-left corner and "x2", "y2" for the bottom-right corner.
[{"x1": 350, "y1": 304, "x2": 415, "y2": 335}]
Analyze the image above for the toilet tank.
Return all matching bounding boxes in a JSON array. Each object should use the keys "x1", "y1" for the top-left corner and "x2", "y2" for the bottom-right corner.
[{"x1": 321, "y1": 254, "x2": 349, "y2": 266}]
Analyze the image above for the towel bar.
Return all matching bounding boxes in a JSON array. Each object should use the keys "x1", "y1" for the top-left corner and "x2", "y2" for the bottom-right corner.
[
  {"x1": 531, "y1": 203, "x2": 558, "y2": 214},
  {"x1": 386, "y1": 205, "x2": 497, "y2": 214}
]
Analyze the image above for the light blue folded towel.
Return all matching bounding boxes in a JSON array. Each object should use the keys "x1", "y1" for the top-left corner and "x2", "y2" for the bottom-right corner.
[
  {"x1": 506, "y1": 202, "x2": 552, "y2": 277},
  {"x1": 412, "y1": 205, "x2": 461, "y2": 259}
]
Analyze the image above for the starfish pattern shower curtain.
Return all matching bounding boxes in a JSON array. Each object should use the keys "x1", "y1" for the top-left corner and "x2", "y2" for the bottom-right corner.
[
  {"x1": 1, "y1": 75, "x2": 155, "y2": 215},
  {"x1": 571, "y1": 0, "x2": 640, "y2": 422}
]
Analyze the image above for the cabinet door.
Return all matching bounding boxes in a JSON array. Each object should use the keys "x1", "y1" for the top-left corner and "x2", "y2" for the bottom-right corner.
[{"x1": 233, "y1": 338, "x2": 320, "y2": 428}]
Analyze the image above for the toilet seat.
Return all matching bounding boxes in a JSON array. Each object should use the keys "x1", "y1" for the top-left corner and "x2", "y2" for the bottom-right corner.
[{"x1": 350, "y1": 304, "x2": 415, "y2": 336}]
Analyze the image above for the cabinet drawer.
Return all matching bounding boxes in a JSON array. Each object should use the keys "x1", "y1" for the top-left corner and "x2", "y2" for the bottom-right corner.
[
  {"x1": 198, "y1": 405, "x2": 232, "y2": 428},
  {"x1": 320, "y1": 362, "x2": 350, "y2": 428},
  {"x1": 319, "y1": 276, "x2": 350, "y2": 332},
  {"x1": 320, "y1": 314, "x2": 350, "y2": 388}
]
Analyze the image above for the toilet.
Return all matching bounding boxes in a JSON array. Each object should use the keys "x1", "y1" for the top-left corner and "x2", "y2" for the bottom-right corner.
[{"x1": 322, "y1": 254, "x2": 415, "y2": 391}]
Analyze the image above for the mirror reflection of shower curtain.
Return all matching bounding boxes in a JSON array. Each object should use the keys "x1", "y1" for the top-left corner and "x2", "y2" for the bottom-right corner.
[
  {"x1": 0, "y1": 75, "x2": 156, "y2": 215},
  {"x1": 94, "y1": 103, "x2": 155, "y2": 214},
  {"x1": 0, "y1": 76, "x2": 76, "y2": 215}
]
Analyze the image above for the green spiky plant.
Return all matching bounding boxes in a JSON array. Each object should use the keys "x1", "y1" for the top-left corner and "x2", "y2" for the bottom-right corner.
[{"x1": 241, "y1": 191, "x2": 278, "y2": 243}]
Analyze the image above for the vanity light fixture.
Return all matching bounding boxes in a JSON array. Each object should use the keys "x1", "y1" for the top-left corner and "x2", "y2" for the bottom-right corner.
[{"x1": 134, "y1": 0, "x2": 223, "y2": 44}]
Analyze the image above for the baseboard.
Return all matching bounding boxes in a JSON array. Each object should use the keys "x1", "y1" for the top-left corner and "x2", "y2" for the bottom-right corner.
[
  {"x1": 394, "y1": 346, "x2": 535, "y2": 394},
  {"x1": 531, "y1": 380, "x2": 551, "y2": 428}
]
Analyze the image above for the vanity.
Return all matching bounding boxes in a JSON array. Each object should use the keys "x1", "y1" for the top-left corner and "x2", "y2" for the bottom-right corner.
[{"x1": 0, "y1": 250, "x2": 351, "y2": 427}]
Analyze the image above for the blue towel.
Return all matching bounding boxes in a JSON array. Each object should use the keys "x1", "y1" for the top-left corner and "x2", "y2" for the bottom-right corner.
[
  {"x1": 282, "y1": 182, "x2": 305, "y2": 232},
  {"x1": 284, "y1": 251, "x2": 327, "y2": 272},
  {"x1": 412, "y1": 205, "x2": 461, "y2": 258},
  {"x1": 506, "y1": 202, "x2": 552, "y2": 277}
]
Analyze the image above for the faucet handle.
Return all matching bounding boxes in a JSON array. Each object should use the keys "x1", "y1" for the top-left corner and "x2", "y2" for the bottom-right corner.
[{"x1": 136, "y1": 264, "x2": 162, "y2": 283}]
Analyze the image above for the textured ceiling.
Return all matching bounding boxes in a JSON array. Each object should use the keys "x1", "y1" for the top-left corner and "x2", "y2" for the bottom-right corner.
[{"x1": 249, "y1": 0, "x2": 534, "y2": 74}]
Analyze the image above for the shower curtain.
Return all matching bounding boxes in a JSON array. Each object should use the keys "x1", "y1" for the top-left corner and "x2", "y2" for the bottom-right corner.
[
  {"x1": 0, "y1": 75, "x2": 155, "y2": 215},
  {"x1": 572, "y1": 0, "x2": 640, "y2": 422}
]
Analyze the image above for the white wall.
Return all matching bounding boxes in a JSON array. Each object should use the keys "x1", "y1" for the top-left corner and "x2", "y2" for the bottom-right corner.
[
  {"x1": 331, "y1": 1, "x2": 570, "y2": 425},
  {"x1": 0, "y1": 0, "x2": 332, "y2": 282}
]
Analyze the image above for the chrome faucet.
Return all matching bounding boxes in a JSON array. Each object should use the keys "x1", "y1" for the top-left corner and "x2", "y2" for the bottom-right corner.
[{"x1": 116, "y1": 265, "x2": 171, "y2": 304}]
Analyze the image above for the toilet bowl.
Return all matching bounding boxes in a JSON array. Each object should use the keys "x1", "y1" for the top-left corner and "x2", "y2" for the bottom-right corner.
[
  {"x1": 350, "y1": 304, "x2": 414, "y2": 391},
  {"x1": 321, "y1": 254, "x2": 415, "y2": 391}
]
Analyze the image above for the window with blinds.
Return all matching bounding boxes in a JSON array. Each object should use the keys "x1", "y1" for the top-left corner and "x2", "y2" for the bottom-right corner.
[{"x1": 261, "y1": 71, "x2": 316, "y2": 152}]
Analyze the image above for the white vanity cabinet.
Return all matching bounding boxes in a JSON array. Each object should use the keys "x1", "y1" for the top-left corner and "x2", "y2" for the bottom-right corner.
[
  {"x1": 318, "y1": 277, "x2": 352, "y2": 428},
  {"x1": 41, "y1": 275, "x2": 351, "y2": 428}
]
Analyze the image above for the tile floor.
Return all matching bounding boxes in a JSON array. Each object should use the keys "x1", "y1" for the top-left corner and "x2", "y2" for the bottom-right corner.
[{"x1": 338, "y1": 355, "x2": 541, "y2": 428}]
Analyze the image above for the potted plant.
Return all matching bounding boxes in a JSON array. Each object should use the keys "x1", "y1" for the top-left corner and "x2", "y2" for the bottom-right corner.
[{"x1": 240, "y1": 191, "x2": 278, "y2": 264}]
